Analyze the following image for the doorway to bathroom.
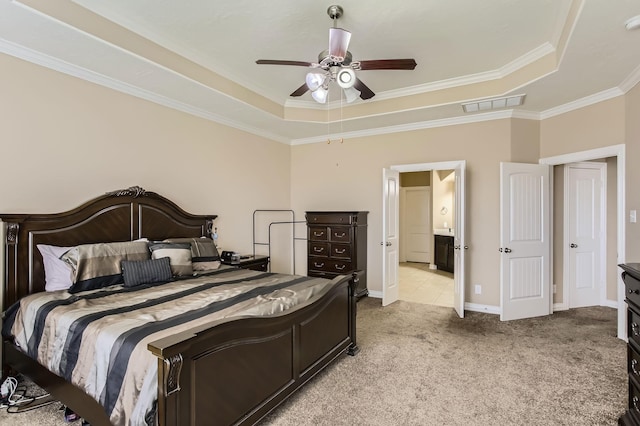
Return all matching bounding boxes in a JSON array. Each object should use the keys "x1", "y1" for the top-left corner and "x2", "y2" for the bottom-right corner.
[{"x1": 398, "y1": 170, "x2": 455, "y2": 307}]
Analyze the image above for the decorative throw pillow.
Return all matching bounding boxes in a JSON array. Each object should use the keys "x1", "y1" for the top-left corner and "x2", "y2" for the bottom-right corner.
[
  {"x1": 121, "y1": 257, "x2": 172, "y2": 287},
  {"x1": 148, "y1": 242, "x2": 193, "y2": 276},
  {"x1": 37, "y1": 244, "x2": 74, "y2": 292},
  {"x1": 61, "y1": 241, "x2": 150, "y2": 293},
  {"x1": 163, "y1": 237, "x2": 220, "y2": 271}
]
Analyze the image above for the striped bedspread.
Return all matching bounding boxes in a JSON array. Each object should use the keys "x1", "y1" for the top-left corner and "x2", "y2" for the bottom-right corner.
[{"x1": 2, "y1": 266, "x2": 339, "y2": 426}]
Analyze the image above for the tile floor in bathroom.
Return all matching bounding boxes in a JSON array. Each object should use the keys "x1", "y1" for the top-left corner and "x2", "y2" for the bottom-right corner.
[{"x1": 399, "y1": 262, "x2": 454, "y2": 307}]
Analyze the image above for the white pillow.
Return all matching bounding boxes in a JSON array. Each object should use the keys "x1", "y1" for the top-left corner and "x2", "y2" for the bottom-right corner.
[{"x1": 37, "y1": 244, "x2": 73, "y2": 291}]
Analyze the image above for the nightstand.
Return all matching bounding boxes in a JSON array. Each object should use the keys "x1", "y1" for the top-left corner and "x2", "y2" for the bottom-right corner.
[{"x1": 222, "y1": 255, "x2": 270, "y2": 272}]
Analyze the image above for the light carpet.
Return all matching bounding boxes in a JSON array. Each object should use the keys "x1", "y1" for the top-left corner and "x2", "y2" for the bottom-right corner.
[{"x1": 0, "y1": 297, "x2": 627, "y2": 425}]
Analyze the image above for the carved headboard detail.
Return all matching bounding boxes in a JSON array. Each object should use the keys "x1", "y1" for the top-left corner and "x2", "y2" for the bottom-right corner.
[{"x1": 1, "y1": 187, "x2": 217, "y2": 310}]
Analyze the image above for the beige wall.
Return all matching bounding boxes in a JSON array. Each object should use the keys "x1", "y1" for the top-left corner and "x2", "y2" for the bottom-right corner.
[
  {"x1": 553, "y1": 165, "x2": 565, "y2": 303},
  {"x1": 540, "y1": 97, "x2": 626, "y2": 158},
  {"x1": 511, "y1": 118, "x2": 540, "y2": 163},
  {"x1": 432, "y1": 170, "x2": 455, "y2": 230},
  {"x1": 0, "y1": 53, "x2": 292, "y2": 267},
  {"x1": 400, "y1": 171, "x2": 431, "y2": 187},
  {"x1": 291, "y1": 119, "x2": 513, "y2": 305}
]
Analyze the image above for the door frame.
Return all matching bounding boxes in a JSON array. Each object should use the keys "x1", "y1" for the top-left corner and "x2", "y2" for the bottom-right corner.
[
  {"x1": 389, "y1": 160, "x2": 466, "y2": 316},
  {"x1": 564, "y1": 161, "x2": 607, "y2": 309},
  {"x1": 539, "y1": 144, "x2": 626, "y2": 339}
]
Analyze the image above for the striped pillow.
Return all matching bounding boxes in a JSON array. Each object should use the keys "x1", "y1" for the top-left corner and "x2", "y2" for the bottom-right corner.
[
  {"x1": 121, "y1": 257, "x2": 172, "y2": 287},
  {"x1": 148, "y1": 242, "x2": 193, "y2": 277},
  {"x1": 164, "y1": 237, "x2": 220, "y2": 271},
  {"x1": 62, "y1": 241, "x2": 150, "y2": 293}
]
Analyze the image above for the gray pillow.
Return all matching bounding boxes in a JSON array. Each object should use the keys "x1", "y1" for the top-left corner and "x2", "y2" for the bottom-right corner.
[{"x1": 121, "y1": 257, "x2": 172, "y2": 287}]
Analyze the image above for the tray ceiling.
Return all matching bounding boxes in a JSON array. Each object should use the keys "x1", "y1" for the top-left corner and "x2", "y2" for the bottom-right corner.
[{"x1": 1, "y1": 0, "x2": 639, "y2": 144}]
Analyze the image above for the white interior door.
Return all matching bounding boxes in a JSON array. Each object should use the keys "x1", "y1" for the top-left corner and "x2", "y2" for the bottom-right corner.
[
  {"x1": 453, "y1": 164, "x2": 466, "y2": 318},
  {"x1": 565, "y1": 162, "x2": 606, "y2": 308},
  {"x1": 500, "y1": 162, "x2": 551, "y2": 321},
  {"x1": 382, "y1": 168, "x2": 400, "y2": 306},
  {"x1": 402, "y1": 187, "x2": 431, "y2": 263}
]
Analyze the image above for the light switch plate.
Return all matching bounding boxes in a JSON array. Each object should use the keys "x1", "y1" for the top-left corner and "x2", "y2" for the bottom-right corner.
[{"x1": 631, "y1": 210, "x2": 637, "y2": 223}]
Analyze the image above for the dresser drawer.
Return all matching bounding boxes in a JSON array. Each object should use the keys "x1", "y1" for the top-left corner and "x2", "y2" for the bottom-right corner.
[
  {"x1": 330, "y1": 243, "x2": 351, "y2": 259},
  {"x1": 307, "y1": 212, "x2": 355, "y2": 225},
  {"x1": 629, "y1": 309, "x2": 640, "y2": 347},
  {"x1": 329, "y1": 227, "x2": 352, "y2": 243},
  {"x1": 629, "y1": 344, "x2": 640, "y2": 383},
  {"x1": 629, "y1": 376, "x2": 640, "y2": 421},
  {"x1": 625, "y1": 271, "x2": 640, "y2": 309},
  {"x1": 308, "y1": 259, "x2": 352, "y2": 274},
  {"x1": 309, "y1": 226, "x2": 328, "y2": 241},
  {"x1": 309, "y1": 242, "x2": 329, "y2": 257}
]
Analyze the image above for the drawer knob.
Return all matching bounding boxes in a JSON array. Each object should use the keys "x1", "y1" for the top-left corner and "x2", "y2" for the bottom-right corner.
[
  {"x1": 633, "y1": 322, "x2": 640, "y2": 337},
  {"x1": 633, "y1": 359, "x2": 640, "y2": 376},
  {"x1": 314, "y1": 231, "x2": 325, "y2": 237},
  {"x1": 335, "y1": 264, "x2": 346, "y2": 271},
  {"x1": 630, "y1": 289, "x2": 640, "y2": 295},
  {"x1": 335, "y1": 248, "x2": 346, "y2": 254},
  {"x1": 313, "y1": 247, "x2": 324, "y2": 253},
  {"x1": 334, "y1": 232, "x2": 346, "y2": 238},
  {"x1": 314, "y1": 262, "x2": 325, "y2": 268}
]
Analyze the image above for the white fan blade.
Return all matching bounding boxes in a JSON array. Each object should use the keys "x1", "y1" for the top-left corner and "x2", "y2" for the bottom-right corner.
[{"x1": 329, "y1": 28, "x2": 351, "y2": 61}]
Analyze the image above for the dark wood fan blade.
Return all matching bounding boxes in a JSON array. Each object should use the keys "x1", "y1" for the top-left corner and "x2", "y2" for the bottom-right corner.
[
  {"x1": 256, "y1": 60, "x2": 313, "y2": 67},
  {"x1": 290, "y1": 83, "x2": 309, "y2": 97},
  {"x1": 358, "y1": 59, "x2": 417, "y2": 70},
  {"x1": 354, "y1": 78, "x2": 375, "y2": 100}
]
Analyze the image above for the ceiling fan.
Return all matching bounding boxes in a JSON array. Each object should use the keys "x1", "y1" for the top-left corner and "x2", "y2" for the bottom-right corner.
[{"x1": 256, "y1": 5, "x2": 417, "y2": 103}]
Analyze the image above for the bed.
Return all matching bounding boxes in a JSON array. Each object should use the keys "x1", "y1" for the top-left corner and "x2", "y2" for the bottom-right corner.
[{"x1": 1, "y1": 186, "x2": 359, "y2": 426}]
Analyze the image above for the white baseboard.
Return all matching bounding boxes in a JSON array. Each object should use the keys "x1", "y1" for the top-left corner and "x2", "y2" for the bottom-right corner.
[
  {"x1": 367, "y1": 292, "x2": 500, "y2": 315},
  {"x1": 368, "y1": 290, "x2": 382, "y2": 299},
  {"x1": 553, "y1": 299, "x2": 618, "y2": 311},
  {"x1": 464, "y1": 303, "x2": 500, "y2": 315}
]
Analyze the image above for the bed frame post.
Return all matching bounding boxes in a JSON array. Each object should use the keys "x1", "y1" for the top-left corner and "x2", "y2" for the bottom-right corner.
[
  {"x1": 3, "y1": 223, "x2": 18, "y2": 313},
  {"x1": 347, "y1": 271, "x2": 361, "y2": 356}
]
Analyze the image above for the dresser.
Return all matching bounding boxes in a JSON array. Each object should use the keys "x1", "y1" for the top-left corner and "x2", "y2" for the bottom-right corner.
[
  {"x1": 306, "y1": 211, "x2": 368, "y2": 299},
  {"x1": 619, "y1": 263, "x2": 640, "y2": 426}
]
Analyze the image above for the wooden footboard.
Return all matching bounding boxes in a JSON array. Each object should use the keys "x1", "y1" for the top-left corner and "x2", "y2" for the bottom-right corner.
[{"x1": 149, "y1": 272, "x2": 359, "y2": 426}]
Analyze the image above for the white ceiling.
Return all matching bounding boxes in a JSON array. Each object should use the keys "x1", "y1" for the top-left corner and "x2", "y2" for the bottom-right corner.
[{"x1": 2, "y1": 0, "x2": 640, "y2": 144}]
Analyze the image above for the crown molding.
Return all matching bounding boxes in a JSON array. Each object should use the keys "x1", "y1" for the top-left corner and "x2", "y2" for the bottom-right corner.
[
  {"x1": 619, "y1": 63, "x2": 640, "y2": 93},
  {"x1": 0, "y1": 38, "x2": 290, "y2": 145},
  {"x1": 539, "y1": 87, "x2": 624, "y2": 120},
  {"x1": 291, "y1": 110, "x2": 516, "y2": 145}
]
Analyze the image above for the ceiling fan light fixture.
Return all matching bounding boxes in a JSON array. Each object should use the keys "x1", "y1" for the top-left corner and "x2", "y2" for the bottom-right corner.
[
  {"x1": 305, "y1": 72, "x2": 326, "y2": 91},
  {"x1": 343, "y1": 86, "x2": 361, "y2": 103},
  {"x1": 337, "y1": 68, "x2": 356, "y2": 89},
  {"x1": 312, "y1": 87, "x2": 329, "y2": 103}
]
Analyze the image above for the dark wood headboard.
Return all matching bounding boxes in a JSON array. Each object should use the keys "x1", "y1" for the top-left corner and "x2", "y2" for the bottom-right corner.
[{"x1": 1, "y1": 186, "x2": 217, "y2": 311}]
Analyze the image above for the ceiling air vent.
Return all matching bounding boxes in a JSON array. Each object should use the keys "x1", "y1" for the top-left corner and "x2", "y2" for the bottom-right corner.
[{"x1": 462, "y1": 94, "x2": 525, "y2": 113}]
